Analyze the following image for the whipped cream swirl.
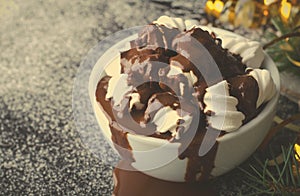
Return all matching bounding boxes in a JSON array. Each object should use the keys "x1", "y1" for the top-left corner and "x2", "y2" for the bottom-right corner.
[
  {"x1": 221, "y1": 36, "x2": 265, "y2": 69},
  {"x1": 106, "y1": 73, "x2": 132, "y2": 107},
  {"x1": 248, "y1": 69, "x2": 276, "y2": 108},
  {"x1": 153, "y1": 15, "x2": 199, "y2": 32},
  {"x1": 152, "y1": 106, "x2": 192, "y2": 139},
  {"x1": 204, "y1": 80, "x2": 245, "y2": 132}
]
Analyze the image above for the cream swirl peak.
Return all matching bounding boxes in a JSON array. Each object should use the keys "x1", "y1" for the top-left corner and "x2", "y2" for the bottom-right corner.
[
  {"x1": 248, "y1": 68, "x2": 277, "y2": 108},
  {"x1": 204, "y1": 80, "x2": 245, "y2": 132},
  {"x1": 153, "y1": 15, "x2": 186, "y2": 31},
  {"x1": 153, "y1": 15, "x2": 199, "y2": 32},
  {"x1": 106, "y1": 73, "x2": 132, "y2": 107},
  {"x1": 221, "y1": 36, "x2": 265, "y2": 69}
]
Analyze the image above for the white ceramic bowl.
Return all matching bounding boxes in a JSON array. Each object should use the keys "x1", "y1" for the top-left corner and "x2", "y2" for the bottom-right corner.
[{"x1": 89, "y1": 27, "x2": 280, "y2": 182}]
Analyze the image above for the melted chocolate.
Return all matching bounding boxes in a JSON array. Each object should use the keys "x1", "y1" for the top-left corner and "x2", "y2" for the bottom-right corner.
[
  {"x1": 170, "y1": 54, "x2": 207, "y2": 86},
  {"x1": 95, "y1": 24, "x2": 261, "y2": 184},
  {"x1": 187, "y1": 28, "x2": 246, "y2": 79},
  {"x1": 113, "y1": 161, "x2": 217, "y2": 196},
  {"x1": 178, "y1": 111, "x2": 218, "y2": 182},
  {"x1": 173, "y1": 28, "x2": 246, "y2": 82},
  {"x1": 96, "y1": 76, "x2": 115, "y2": 121},
  {"x1": 121, "y1": 48, "x2": 170, "y2": 86},
  {"x1": 227, "y1": 75, "x2": 259, "y2": 123},
  {"x1": 96, "y1": 78, "x2": 174, "y2": 140},
  {"x1": 144, "y1": 92, "x2": 180, "y2": 123},
  {"x1": 130, "y1": 24, "x2": 180, "y2": 53}
]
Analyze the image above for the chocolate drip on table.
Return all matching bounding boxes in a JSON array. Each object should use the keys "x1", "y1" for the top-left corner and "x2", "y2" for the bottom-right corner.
[
  {"x1": 95, "y1": 24, "x2": 260, "y2": 183},
  {"x1": 113, "y1": 161, "x2": 217, "y2": 196}
]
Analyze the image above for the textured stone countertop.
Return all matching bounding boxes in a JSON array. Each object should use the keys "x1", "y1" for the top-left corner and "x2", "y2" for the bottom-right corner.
[{"x1": 1, "y1": 0, "x2": 299, "y2": 195}]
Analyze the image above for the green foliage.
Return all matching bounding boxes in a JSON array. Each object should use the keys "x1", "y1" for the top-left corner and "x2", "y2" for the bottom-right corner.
[
  {"x1": 240, "y1": 142, "x2": 300, "y2": 195},
  {"x1": 264, "y1": 14, "x2": 300, "y2": 76}
]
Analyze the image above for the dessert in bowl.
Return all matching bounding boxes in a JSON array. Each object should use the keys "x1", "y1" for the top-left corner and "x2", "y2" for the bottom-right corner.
[{"x1": 89, "y1": 16, "x2": 280, "y2": 182}]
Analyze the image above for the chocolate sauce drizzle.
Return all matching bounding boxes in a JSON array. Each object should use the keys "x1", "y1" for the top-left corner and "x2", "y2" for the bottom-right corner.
[{"x1": 96, "y1": 24, "x2": 260, "y2": 182}]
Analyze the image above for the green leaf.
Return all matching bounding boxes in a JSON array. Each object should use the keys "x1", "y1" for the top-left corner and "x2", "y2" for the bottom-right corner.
[
  {"x1": 271, "y1": 17, "x2": 291, "y2": 35},
  {"x1": 250, "y1": 164, "x2": 264, "y2": 179},
  {"x1": 239, "y1": 167, "x2": 265, "y2": 184},
  {"x1": 269, "y1": 149, "x2": 284, "y2": 185},
  {"x1": 288, "y1": 157, "x2": 296, "y2": 188},
  {"x1": 264, "y1": 31, "x2": 279, "y2": 41},
  {"x1": 243, "y1": 181, "x2": 273, "y2": 195},
  {"x1": 279, "y1": 145, "x2": 293, "y2": 185},
  {"x1": 241, "y1": 143, "x2": 300, "y2": 194},
  {"x1": 263, "y1": 159, "x2": 268, "y2": 185}
]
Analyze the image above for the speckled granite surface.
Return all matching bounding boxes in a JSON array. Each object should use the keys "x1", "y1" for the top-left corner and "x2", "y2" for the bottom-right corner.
[{"x1": 0, "y1": 0, "x2": 299, "y2": 195}]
